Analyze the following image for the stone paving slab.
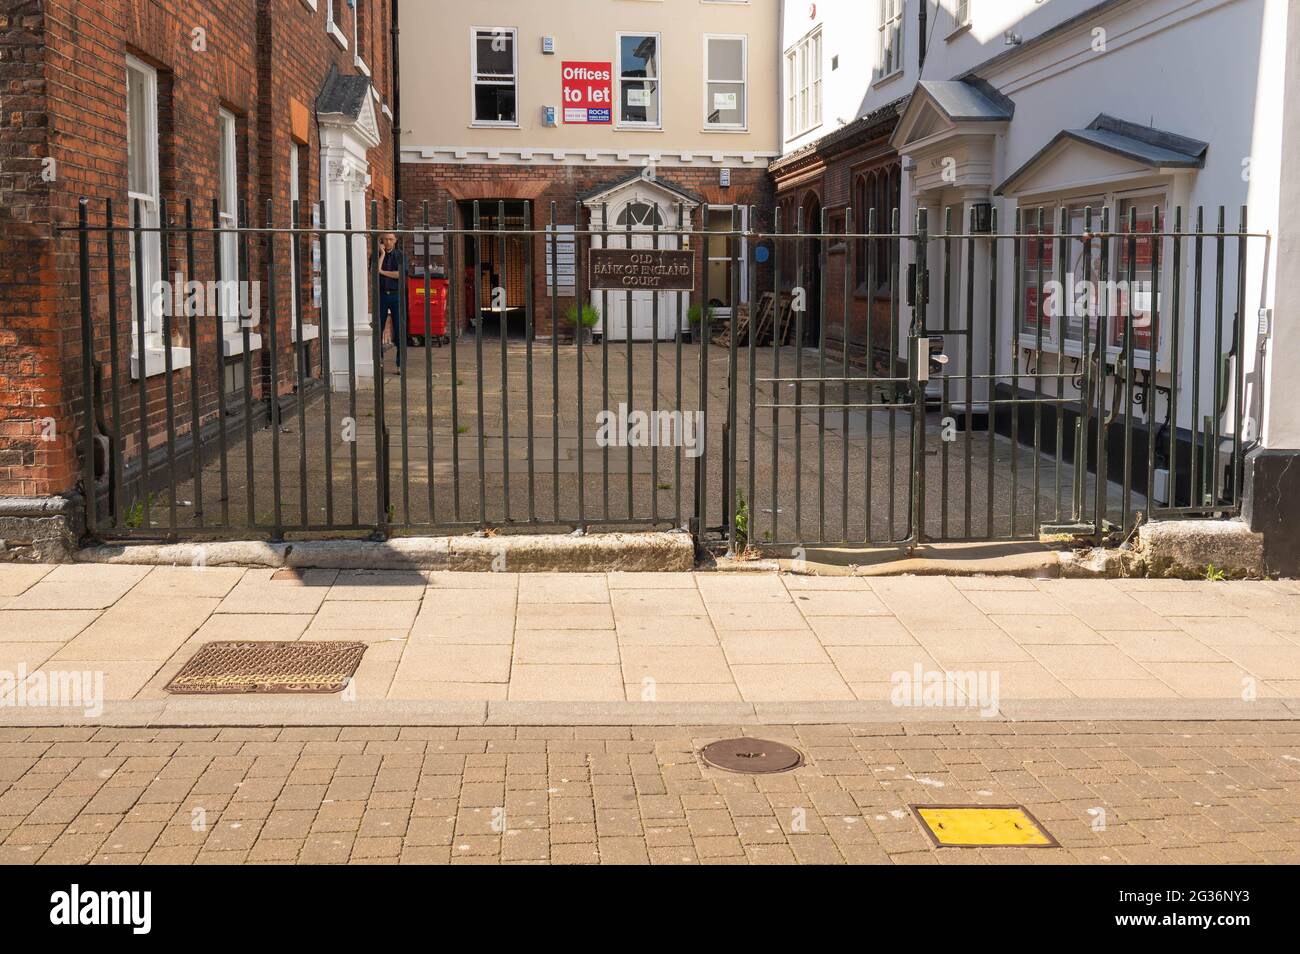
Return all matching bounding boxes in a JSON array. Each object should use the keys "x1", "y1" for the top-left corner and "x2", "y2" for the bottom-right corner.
[
  {"x1": 0, "y1": 564, "x2": 1298, "y2": 724},
  {"x1": 0, "y1": 721, "x2": 1297, "y2": 864}
]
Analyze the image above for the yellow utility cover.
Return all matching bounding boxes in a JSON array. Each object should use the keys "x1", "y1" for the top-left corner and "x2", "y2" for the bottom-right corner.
[{"x1": 913, "y1": 805, "x2": 1056, "y2": 847}]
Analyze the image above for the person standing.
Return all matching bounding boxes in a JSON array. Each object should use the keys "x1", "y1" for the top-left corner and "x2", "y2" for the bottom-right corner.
[{"x1": 376, "y1": 232, "x2": 405, "y2": 371}]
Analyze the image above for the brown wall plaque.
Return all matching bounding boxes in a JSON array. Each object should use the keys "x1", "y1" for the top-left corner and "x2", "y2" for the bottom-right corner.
[{"x1": 589, "y1": 248, "x2": 695, "y2": 291}]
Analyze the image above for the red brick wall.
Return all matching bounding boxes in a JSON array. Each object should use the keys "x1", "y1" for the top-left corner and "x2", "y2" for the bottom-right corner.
[
  {"x1": 0, "y1": 0, "x2": 396, "y2": 499},
  {"x1": 400, "y1": 162, "x2": 775, "y2": 337}
]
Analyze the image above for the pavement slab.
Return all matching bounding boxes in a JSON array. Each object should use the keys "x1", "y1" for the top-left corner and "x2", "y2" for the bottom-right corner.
[{"x1": 0, "y1": 566, "x2": 1296, "y2": 722}]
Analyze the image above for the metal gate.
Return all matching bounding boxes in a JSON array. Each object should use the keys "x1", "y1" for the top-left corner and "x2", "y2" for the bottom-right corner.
[{"x1": 69, "y1": 195, "x2": 1265, "y2": 551}]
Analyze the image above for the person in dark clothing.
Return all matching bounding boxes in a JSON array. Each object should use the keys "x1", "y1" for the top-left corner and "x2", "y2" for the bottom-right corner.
[{"x1": 376, "y1": 232, "x2": 405, "y2": 370}]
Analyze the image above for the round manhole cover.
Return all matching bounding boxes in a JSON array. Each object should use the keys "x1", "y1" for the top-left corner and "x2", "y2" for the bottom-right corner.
[{"x1": 699, "y1": 738, "x2": 803, "y2": 774}]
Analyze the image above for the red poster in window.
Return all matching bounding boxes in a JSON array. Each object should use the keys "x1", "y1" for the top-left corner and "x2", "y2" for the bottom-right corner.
[{"x1": 561, "y1": 62, "x2": 612, "y2": 124}]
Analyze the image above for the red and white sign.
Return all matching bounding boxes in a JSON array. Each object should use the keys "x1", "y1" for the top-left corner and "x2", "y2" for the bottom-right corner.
[{"x1": 561, "y1": 61, "x2": 612, "y2": 124}]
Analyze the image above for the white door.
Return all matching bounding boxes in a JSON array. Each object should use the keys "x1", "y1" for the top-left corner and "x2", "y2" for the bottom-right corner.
[{"x1": 600, "y1": 199, "x2": 676, "y2": 341}]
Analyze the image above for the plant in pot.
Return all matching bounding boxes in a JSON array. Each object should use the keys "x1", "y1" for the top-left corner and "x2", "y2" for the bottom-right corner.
[
  {"x1": 565, "y1": 303, "x2": 600, "y2": 344},
  {"x1": 683, "y1": 303, "x2": 705, "y2": 342}
]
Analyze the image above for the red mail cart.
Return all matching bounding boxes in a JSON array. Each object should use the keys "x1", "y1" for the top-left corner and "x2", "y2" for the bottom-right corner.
[{"x1": 406, "y1": 274, "x2": 451, "y2": 346}]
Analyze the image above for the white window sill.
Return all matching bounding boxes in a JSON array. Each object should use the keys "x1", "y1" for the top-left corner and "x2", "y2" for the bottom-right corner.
[
  {"x1": 615, "y1": 124, "x2": 664, "y2": 132},
  {"x1": 946, "y1": 23, "x2": 972, "y2": 43},
  {"x1": 292, "y1": 323, "x2": 320, "y2": 343},
  {"x1": 222, "y1": 331, "x2": 264, "y2": 357},
  {"x1": 873, "y1": 69, "x2": 904, "y2": 90},
  {"x1": 355, "y1": 57, "x2": 371, "y2": 77},
  {"x1": 469, "y1": 121, "x2": 519, "y2": 129},
  {"x1": 299, "y1": 0, "x2": 317, "y2": 10},
  {"x1": 702, "y1": 126, "x2": 748, "y2": 134},
  {"x1": 130, "y1": 346, "x2": 192, "y2": 381},
  {"x1": 327, "y1": 21, "x2": 347, "y2": 49}
]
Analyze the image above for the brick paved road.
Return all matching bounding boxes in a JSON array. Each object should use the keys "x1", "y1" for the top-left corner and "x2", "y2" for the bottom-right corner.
[{"x1": 2, "y1": 721, "x2": 1298, "y2": 864}]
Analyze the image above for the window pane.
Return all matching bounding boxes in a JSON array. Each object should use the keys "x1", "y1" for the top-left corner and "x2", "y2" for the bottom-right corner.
[
  {"x1": 620, "y1": 35, "x2": 658, "y2": 80},
  {"x1": 474, "y1": 83, "x2": 516, "y2": 123},
  {"x1": 1115, "y1": 200, "x2": 1163, "y2": 352},
  {"x1": 620, "y1": 80, "x2": 658, "y2": 124},
  {"x1": 475, "y1": 31, "x2": 514, "y2": 76},
  {"x1": 707, "y1": 82, "x2": 744, "y2": 125},
  {"x1": 126, "y1": 67, "x2": 151, "y2": 196},
  {"x1": 707, "y1": 38, "x2": 743, "y2": 81}
]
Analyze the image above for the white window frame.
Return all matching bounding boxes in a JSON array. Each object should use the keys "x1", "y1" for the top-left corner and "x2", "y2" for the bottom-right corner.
[
  {"x1": 217, "y1": 109, "x2": 241, "y2": 345},
  {"x1": 1015, "y1": 185, "x2": 1171, "y2": 371},
  {"x1": 703, "y1": 34, "x2": 747, "y2": 131},
  {"x1": 325, "y1": 0, "x2": 347, "y2": 49},
  {"x1": 353, "y1": 0, "x2": 370, "y2": 75},
  {"x1": 616, "y1": 31, "x2": 662, "y2": 130},
  {"x1": 470, "y1": 26, "x2": 519, "y2": 127},
  {"x1": 783, "y1": 28, "x2": 821, "y2": 139},
  {"x1": 955, "y1": 0, "x2": 971, "y2": 27},
  {"x1": 706, "y1": 204, "x2": 749, "y2": 312},
  {"x1": 878, "y1": 0, "x2": 904, "y2": 79},
  {"x1": 125, "y1": 58, "x2": 163, "y2": 357}
]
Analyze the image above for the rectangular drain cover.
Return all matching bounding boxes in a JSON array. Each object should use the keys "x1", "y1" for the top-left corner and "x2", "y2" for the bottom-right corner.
[
  {"x1": 166, "y1": 641, "x2": 366, "y2": 694},
  {"x1": 912, "y1": 805, "x2": 1057, "y2": 848}
]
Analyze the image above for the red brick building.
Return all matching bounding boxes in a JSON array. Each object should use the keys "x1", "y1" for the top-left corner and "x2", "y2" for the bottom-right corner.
[
  {"x1": 769, "y1": 99, "x2": 906, "y2": 368},
  {"x1": 0, "y1": 0, "x2": 395, "y2": 555}
]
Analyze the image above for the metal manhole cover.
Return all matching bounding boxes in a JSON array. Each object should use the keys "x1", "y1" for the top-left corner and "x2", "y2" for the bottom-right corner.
[
  {"x1": 165, "y1": 641, "x2": 366, "y2": 694},
  {"x1": 912, "y1": 805, "x2": 1058, "y2": 848},
  {"x1": 699, "y1": 738, "x2": 803, "y2": 774}
]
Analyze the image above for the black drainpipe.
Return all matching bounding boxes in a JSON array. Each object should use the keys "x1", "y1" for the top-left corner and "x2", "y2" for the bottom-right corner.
[
  {"x1": 391, "y1": 0, "x2": 401, "y2": 204},
  {"x1": 918, "y1": 1, "x2": 928, "y2": 71}
]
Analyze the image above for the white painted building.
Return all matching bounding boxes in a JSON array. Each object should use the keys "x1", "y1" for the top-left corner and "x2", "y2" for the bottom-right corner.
[{"x1": 780, "y1": 0, "x2": 1291, "y2": 526}]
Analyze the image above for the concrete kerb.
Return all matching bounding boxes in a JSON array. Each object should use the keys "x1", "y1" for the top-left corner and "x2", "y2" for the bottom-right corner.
[
  {"x1": 73, "y1": 531, "x2": 694, "y2": 572},
  {"x1": 3, "y1": 698, "x2": 1298, "y2": 727}
]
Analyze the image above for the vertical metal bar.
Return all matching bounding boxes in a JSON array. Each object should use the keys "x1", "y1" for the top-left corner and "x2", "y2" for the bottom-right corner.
[
  {"x1": 1076, "y1": 206, "x2": 1093, "y2": 523},
  {"x1": 497, "y1": 200, "x2": 510, "y2": 523},
  {"x1": 343, "y1": 200, "x2": 360, "y2": 525},
  {"x1": 1010, "y1": 208, "x2": 1022, "y2": 537},
  {"x1": 1122, "y1": 206, "x2": 1137, "y2": 531},
  {"x1": 941, "y1": 206, "x2": 952, "y2": 540},
  {"x1": 318, "y1": 201, "x2": 335, "y2": 528},
  {"x1": 370, "y1": 199, "x2": 387, "y2": 534},
  {"x1": 265, "y1": 200, "x2": 283, "y2": 539},
  {"x1": 184, "y1": 200, "x2": 203, "y2": 528},
  {"x1": 239, "y1": 199, "x2": 255, "y2": 531},
  {"x1": 1232, "y1": 206, "x2": 1248, "y2": 507},
  {"x1": 963, "y1": 207, "x2": 975, "y2": 538},
  {"x1": 422, "y1": 201, "x2": 435, "y2": 525},
  {"x1": 575, "y1": 200, "x2": 587, "y2": 529},
  {"x1": 549, "y1": 202, "x2": 560, "y2": 522},
  {"x1": 1055, "y1": 206, "x2": 1067, "y2": 522},
  {"x1": 675, "y1": 202, "x2": 684, "y2": 528},
  {"x1": 77, "y1": 200, "x2": 97, "y2": 536},
  {"x1": 816, "y1": 206, "x2": 827, "y2": 544},
  {"x1": 841, "y1": 205, "x2": 852, "y2": 541},
  {"x1": 1094, "y1": 207, "x2": 1111, "y2": 542},
  {"x1": 159, "y1": 197, "x2": 178, "y2": 533},
  {"x1": 626, "y1": 205, "x2": 634, "y2": 520},
  {"x1": 132, "y1": 198, "x2": 150, "y2": 531},
  {"x1": 1190, "y1": 207, "x2": 1204, "y2": 508},
  {"x1": 912, "y1": 207, "x2": 928, "y2": 545},
  {"x1": 793, "y1": 205, "x2": 804, "y2": 543},
  {"x1": 291, "y1": 199, "x2": 308, "y2": 529},
  {"x1": 651, "y1": 207, "x2": 661, "y2": 525},
  {"x1": 865, "y1": 207, "x2": 876, "y2": 541},
  {"x1": 396, "y1": 199, "x2": 410, "y2": 525},
  {"x1": 603, "y1": 202, "x2": 611, "y2": 523},
  {"x1": 1147, "y1": 204, "x2": 1162, "y2": 517},
  {"x1": 1168, "y1": 207, "x2": 1183, "y2": 510},
  {"x1": 728, "y1": 204, "x2": 741, "y2": 554},
  {"x1": 105, "y1": 199, "x2": 125, "y2": 529},
  {"x1": 747, "y1": 203, "x2": 758, "y2": 542},
  {"x1": 986, "y1": 207, "x2": 998, "y2": 538},
  {"x1": 1210, "y1": 206, "x2": 1226, "y2": 505},
  {"x1": 472, "y1": 200, "x2": 487, "y2": 525},
  {"x1": 446, "y1": 199, "x2": 462, "y2": 522},
  {"x1": 887, "y1": 206, "x2": 899, "y2": 540},
  {"x1": 770, "y1": 206, "x2": 782, "y2": 543},
  {"x1": 1032, "y1": 206, "x2": 1044, "y2": 536},
  {"x1": 524, "y1": 200, "x2": 536, "y2": 523},
  {"x1": 698, "y1": 205, "x2": 711, "y2": 536}
]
